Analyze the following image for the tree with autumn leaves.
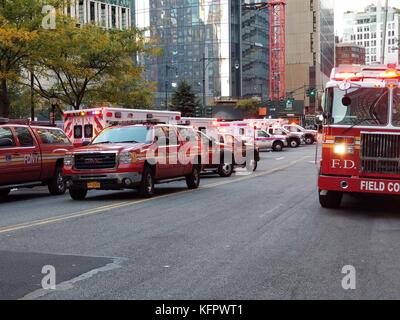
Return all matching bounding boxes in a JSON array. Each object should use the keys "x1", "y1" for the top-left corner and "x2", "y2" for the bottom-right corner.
[{"x1": 0, "y1": 0, "x2": 158, "y2": 118}]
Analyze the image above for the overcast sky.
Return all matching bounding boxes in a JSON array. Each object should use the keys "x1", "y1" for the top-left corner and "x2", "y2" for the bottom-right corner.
[{"x1": 335, "y1": 0, "x2": 400, "y2": 36}]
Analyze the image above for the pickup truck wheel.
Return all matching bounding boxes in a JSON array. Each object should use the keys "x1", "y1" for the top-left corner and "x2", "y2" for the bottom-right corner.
[
  {"x1": 246, "y1": 159, "x2": 258, "y2": 172},
  {"x1": 0, "y1": 189, "x2": 10, "y2": 198},
  {"x1": 48, "y1": 166, "x2": 67, "y2": 195},
  {"x1": 272, "y1": 141, "x2": 284, "y2": 152},
  {"x1": 289, "y1": 139, "x2": 299, "y2": 148},
  {"x1": 186, "y1": 165, "x2": 201, "y2": 189},
  {"x1": 69, "y1": 188, "x2": 88, "y2": 200},
  {"x1": 217, "y1": 163, "x2": 234, "y2": 177},
  {"x1": 319, "y1": 190, "x2": 343, "y2": 208},
  {"x1": 305, "y1": 135, "x2": 315, "y2": 145},
  {"x1": 139, "y1": 167, "x2": 155, "y2": 198}
]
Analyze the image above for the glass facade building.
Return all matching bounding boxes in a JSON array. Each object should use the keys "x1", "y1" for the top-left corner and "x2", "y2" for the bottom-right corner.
[
  {"x1": 319, "y1": 0, "x2": 335, "y2": 78},
  {"x1": 133, "y1": 0, "x2": 244, "y2": 109},
  {"x1": 241, "y1": 1, "x2": 269, "y2": 101}
]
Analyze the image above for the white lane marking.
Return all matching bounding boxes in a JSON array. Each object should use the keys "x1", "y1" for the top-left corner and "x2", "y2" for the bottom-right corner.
[
  {"x1": 0, "y1": 156, "x2": 311, "y2": 235},
  {"x1": 259, "y1": 204, "x2": 283, "y2": 218},
  {"x1": 276, "y1": 157, "x2": 285, "y2": 161}
]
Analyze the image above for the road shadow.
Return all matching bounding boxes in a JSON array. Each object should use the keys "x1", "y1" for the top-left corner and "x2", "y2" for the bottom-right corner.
[
  {"x1": 79, "y1": 186, "x2": 190, "y2": 202},
  {"x1": 0, "y1": 192, "x2": 52, "y2": 204},
  {"x1": 327, "y1": 193, "x2": 400, "y2": 218}
]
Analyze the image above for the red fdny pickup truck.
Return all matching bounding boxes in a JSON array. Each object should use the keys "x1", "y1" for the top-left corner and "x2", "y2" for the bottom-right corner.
[
  {"x1": 63, "y1": 123, "x2": 202, "y2": 200},
  {"x1": 0, "y1": 118, "x2": 73, "y2": 199}
]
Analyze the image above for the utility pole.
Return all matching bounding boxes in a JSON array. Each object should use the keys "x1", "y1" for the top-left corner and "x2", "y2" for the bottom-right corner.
[
  {"x1": 381, "y1": 0, "x2": 389, "y2": 64},
  {"x1": 202, "y1": 52, "x2": 206, "y2": 117},
  {"x1": 30, "y1": 71, "x2": 35, "y2": 121},
  {"x1": 200, "y1": 53, "x2": 220, "y2": 117},
  {"x1": 165, "y1": 64, "x2": 176, "y2": 111}
]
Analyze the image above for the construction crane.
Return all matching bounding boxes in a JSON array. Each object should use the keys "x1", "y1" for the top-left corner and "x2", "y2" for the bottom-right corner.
[{"x1": 242, "y1": 0, "x2": 287, "y2": 101}]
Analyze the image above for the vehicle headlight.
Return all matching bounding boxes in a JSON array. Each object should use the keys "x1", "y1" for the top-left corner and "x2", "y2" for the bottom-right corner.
[
  {"x1": 64, "y1": 154, "x2": 74, "y2": 166},
  {"x1": 119, "y1": 152, "x2": 137, "y2": 164},
  {"x1": 333, "y1": 137, "x2": 355, "y2": 155},
  {"x1": 333, "y1": 144, "x2": 347, "y2": 155}
]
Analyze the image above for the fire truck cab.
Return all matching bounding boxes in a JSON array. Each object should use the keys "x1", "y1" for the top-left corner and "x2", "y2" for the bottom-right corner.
[{"x1": 319, "y1": 64, "x2": 400, "y2": 208}]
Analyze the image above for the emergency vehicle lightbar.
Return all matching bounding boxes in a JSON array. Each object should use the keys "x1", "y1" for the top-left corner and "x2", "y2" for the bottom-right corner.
[{"x1": 332, "y1": 64, "x2": 400, "y2": 81}]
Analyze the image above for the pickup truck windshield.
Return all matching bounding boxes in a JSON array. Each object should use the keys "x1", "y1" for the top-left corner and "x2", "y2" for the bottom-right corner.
[
  {"x1": 328, "y1": 87, "x2": 389, "y2": 126},
  {"x1": 92, "y1": 127, "x2": 153, "y2": 144}
]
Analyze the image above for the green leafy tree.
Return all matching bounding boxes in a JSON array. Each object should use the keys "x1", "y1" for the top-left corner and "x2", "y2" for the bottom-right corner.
[
  {"x1": 30, "y1": 17, "x2": 158, "y2": 110},
  {"x1": 170, "y1": 81, "x2": 201, "y2": 117},
  {"x1": 235, "y1": 98, "x2": 262, "y2": 117},
  {"x1": 0, "y1": 0, "x2": 47, "y2": 117}
]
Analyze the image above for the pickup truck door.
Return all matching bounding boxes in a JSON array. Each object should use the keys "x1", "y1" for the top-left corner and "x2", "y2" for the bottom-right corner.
[
  {"x1": 12, "y1": 126, "x2": 41, "y2": 182},
  {"x1": 0, "y1": 127, "x2": 22, "y2": 184},
  {"x1": 154, "y1": 127, "x2": 170, "y2": 179},
  {"x1": 164, "y1": 126, "x2": 183, "y2": 178}
]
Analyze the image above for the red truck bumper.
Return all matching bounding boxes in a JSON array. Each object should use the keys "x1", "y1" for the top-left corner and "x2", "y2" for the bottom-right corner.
[{"x1": 319, "y1": 175, "x2": 400, "y2": 195}]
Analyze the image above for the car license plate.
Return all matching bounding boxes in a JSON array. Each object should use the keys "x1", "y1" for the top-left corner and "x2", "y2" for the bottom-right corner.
[{"x1": 87, "y1": 182, "x2": 101, "y2": 189}]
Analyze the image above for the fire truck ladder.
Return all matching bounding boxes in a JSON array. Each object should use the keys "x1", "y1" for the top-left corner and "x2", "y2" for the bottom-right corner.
[{"x1": 242, "y1": 0, "x2": 287, "y2": 101}]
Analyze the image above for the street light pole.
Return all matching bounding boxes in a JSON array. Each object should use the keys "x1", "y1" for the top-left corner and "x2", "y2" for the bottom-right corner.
[
  {"x1": 165, "y1": 64, "x2": 169, "y2": 111},
  {"x1": 202, "y1": 53, "x2": 206, "y2": 117},
  {"x1": 201, "y1": 54, "x2": 222, "y2": 117}
]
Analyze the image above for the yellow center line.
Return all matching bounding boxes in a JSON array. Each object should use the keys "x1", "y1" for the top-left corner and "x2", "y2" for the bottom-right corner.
[{"x1": 0, "y1": 156, "x2": 310, "y2": 235}]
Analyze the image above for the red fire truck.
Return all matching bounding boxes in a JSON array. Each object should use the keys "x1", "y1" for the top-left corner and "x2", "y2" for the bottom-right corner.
[{"x1": 318, "y1": 64, "x2": 400, "y2": 208}]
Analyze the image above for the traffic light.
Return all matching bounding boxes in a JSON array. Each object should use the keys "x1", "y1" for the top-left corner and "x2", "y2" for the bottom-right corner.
[
  {"x1": 195, "y1": 105, "x2": 202, "y2": 117},
  {"x1": 279, "y1": 98, "x2": 285, "y2": 107},
  {"x1": 206, "y1": 107, "x2": 213, "y2": 117},
  {"x1": 306, "y1": 88, "x2": 317, "y2": 97},
  {"x1": 287, "y1": 97, "x2": 295, "y2": 104}
]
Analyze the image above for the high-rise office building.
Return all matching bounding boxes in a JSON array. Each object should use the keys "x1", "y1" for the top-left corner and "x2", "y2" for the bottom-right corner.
[
  {"x1": 285, "y1": 0, "x2": 334, "y2": 113},
  {"x1": 67, "y1": 0, "x2": 131, "y2": 29},
  {"x1": 241, "y1": 1, "x2": 269, "y2": 101},
  {"x1": 133, "y1": 0, "x2": 246, "y2": 109},
  {"x1": 342, "y1": 3, "x2": 400, "y2": 65}
]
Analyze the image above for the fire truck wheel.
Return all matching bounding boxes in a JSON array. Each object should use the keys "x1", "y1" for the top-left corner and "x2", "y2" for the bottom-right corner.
[
  {"x1": 305, "y1": 135, "x2": 315, "y2": 145},
  {"x1": 139, "y1": 167, "x2": 155, "y2": 198},
  {"x1": 48, "y1": 166, "x2": 67, "y2": 195},
  {"x1": 218, "y1": 163, "x2": 234, "y2": 177},
  {"x1": 186, "y1": 165, "x2": 201, "y2": 189},
  {"x1": 289, "y1": 139, "x2": 299, "y2": 148},
  {"x1": 272, "y1": 141, "x2": 284, "y2": 152},
  {"x1": 319, "y1": 190, "x2": 343, "y2": 209},
  {"x1": 69, "y1": 188, "x2": 88, "y2": 200}
]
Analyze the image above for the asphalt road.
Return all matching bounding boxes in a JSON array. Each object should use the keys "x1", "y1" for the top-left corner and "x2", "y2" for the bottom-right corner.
[{"x1": 1, "y1": 144, "x2": 400, "y2": 300}]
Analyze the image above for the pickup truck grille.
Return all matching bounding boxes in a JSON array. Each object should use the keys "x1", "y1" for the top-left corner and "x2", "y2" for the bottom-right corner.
[
  {"x1": 360, "y1": 132, "x2": 400, "y2": 175},
  {"x1": 74, "y1": 153, "x2": 117, "y2": 170}
]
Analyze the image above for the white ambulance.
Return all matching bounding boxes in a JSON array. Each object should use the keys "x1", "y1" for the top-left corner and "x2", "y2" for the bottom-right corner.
[
  {"x1": 217, "y1": 120, "x2": 287, "y2": 151},
  {"x1": 63, "y1": 107, "x2": 181, "y2": 146},
  {"x1": 180, "y1": 117, "x2": 219, "y2": 137}
]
